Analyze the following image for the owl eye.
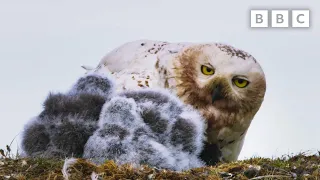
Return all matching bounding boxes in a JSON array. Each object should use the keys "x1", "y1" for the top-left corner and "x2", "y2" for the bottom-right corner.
[
  {"x1": 201, "y1": 65, "x2": 215, "y2": 75},
  {"x1": 233, "y1": 78, "x2": 249, "y2": 88}
]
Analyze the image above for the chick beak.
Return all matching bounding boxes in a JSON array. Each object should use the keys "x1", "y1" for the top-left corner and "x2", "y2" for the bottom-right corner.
[{"x1": 212, "y1": 84, "x2": 223, "y2": 103}]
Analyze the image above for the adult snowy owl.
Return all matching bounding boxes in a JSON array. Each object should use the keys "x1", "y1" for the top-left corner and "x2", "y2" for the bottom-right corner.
[{"x1": 83, "y1": 39, "x2": 266, "y2": 164}]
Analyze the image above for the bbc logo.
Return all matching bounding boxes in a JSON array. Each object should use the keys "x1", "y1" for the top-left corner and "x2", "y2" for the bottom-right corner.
[{"x1": 250, "y1": 10, "x2": 310, "y2": 28}]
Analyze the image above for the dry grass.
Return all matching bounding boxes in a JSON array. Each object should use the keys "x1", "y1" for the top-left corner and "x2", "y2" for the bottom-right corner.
[{"x1": 0, "y1": 146, "x2": 319, "y2": 180}]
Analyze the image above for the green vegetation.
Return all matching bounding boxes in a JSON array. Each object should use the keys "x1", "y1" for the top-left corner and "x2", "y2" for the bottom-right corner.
[{"x1": 0, "y1": 144, "x2": 319, "y2": 180}]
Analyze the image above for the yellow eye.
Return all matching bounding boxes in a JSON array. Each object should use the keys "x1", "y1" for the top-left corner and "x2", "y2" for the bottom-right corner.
[
  {"x1": 201, "y1": 65, "x2": 215, "y2": 75},
  {"x1": 233, "y1": 78, "x2": 249, "y2": 88}
]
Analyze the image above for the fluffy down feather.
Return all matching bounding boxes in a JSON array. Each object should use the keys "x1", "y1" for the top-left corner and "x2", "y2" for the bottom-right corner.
[
  {"x1": 84, "y1": 89, "x2": 207, "y2": 171},
  {"x1": 21, "y1": 74, "x2": 112, "y2": 158},
  {"x1": 21, "y1": 72, "x2": 221, "y2": 171}
]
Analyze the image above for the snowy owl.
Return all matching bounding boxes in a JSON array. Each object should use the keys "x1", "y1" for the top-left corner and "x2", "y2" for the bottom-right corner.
[
  {"x1": 83, "y1": 39, "x2": 267, "y2": 164},
  {"x1": 21, "y1": 73, "x2": 208, "y2": 171}
]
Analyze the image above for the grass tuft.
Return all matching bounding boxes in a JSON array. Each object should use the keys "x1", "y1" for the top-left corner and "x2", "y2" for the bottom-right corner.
[{"x1": 0, "y1": 145, "x2": 319, "y2": 179}]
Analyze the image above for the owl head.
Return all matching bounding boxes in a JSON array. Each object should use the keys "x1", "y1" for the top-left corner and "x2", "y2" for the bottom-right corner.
[{"x1": 172, "y1": 43, "x2": 266, "y2": 131}]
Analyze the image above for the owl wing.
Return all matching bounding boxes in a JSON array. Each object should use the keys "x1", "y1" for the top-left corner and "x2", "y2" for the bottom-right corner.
[{"x1": 83, "y1": 39, "x2": 194, "y2": 92}]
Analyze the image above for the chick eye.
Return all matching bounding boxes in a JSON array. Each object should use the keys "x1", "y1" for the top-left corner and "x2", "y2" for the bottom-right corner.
[
  {"x1": 201, "y1": 65, "x2": 215, "y2": 75},
  {"x1": 233, "y1": 78, "x2": 249, "y2": 88}
]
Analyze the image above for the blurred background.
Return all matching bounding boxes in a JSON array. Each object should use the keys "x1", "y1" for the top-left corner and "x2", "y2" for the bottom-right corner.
[{"x1": 0, "y1": 0, "x2": 319, "y2": 160}]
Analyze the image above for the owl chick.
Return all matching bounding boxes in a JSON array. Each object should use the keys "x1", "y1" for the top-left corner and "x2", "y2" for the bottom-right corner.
[
  {"x1": 21, "y1": 72, "x2": 212, "y2": 171},
  {"x1": 83, "y1": 88, "x2": 209, "y2": 171},
  {"x1": 83, "y1": 39, "x2": 267, "y2": 164},
  {"x1": 21, "y1": 73, "x2": 113, "y2": 158}
]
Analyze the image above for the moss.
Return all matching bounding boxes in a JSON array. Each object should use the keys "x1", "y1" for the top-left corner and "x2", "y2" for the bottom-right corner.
[
  {"x1": 0, "y1": 157, "x2": 64, "y2": 180},
  {"x1": 0, "y1": 152, "x2": 319, "y2": 179}
]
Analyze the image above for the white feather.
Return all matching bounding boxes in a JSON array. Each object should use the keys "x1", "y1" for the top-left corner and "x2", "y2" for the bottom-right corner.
[
  {"x1": 85, "y1": 39, "x2": 266, "y2": 163},
  {"x1": 62, "y1": 158, "x2": 78, "y2": 180}
]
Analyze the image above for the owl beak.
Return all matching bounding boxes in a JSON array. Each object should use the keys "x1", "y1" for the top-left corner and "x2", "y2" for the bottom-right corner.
[{"x1": 212, "y1": 84, "x2": 223, "y2": 103}]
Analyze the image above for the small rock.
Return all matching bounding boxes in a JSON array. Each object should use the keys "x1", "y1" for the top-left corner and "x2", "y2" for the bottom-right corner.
[
  {"x1": 152, "y1": 167, "x2": 161, "y2": 173},
  {"x1": 21, "y1": 160, "x2": 27, "y2": 167},
  {"x1": 91, "y1": 172, "x2": 99, "y2": 180},
  {"x1": 291, "y1": 172, "x2": 297, "y2": 178},
  {"x1": 244, "y1": 165, "x2": 261, "y2": 178},
  {"x1": 148, "y1": 173, "x2": 155, "y2": 180},
  {"x1": 219, "y1": 172, "x2": 233, "y2": 178},
  {"x1": 249, "y1": 165, "x2": 261, "y2": 171}
]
